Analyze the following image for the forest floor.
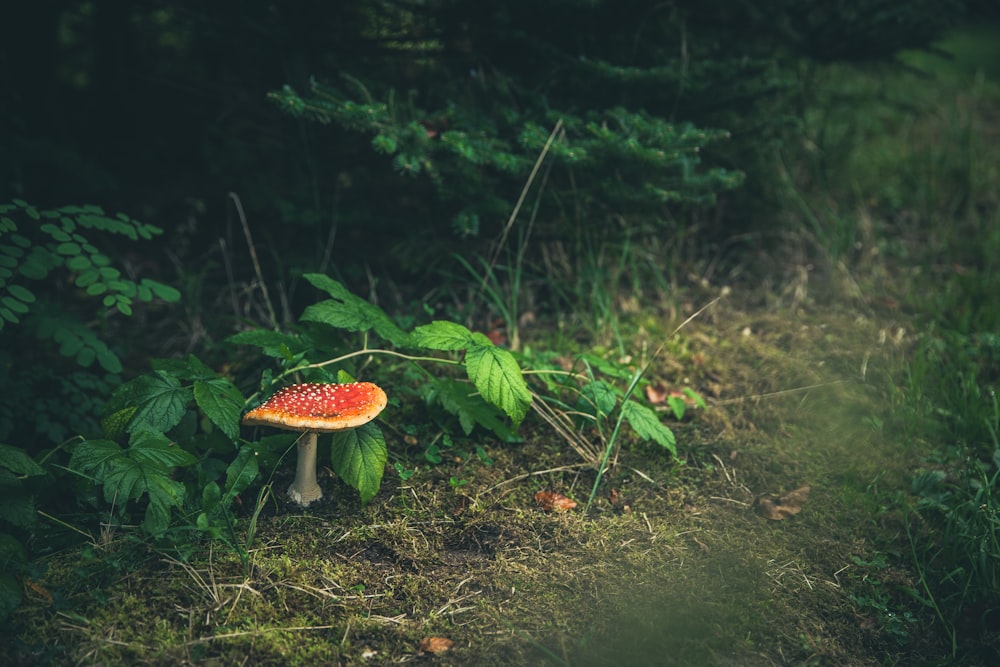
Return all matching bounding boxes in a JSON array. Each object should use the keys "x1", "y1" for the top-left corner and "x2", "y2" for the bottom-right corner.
[{"x1": 11, "y1": 252, "x2": 986, "y2": 666}]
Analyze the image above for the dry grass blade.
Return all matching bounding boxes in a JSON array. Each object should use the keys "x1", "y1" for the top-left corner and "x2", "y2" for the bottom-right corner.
[{"x1": 529, "y1": 390, "x2": 603, "y2": 468}]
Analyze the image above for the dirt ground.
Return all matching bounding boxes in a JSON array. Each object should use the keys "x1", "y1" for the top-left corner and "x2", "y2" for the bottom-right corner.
[{"x1": 6, "y1": 270, "x2": 978, "y2": 666}]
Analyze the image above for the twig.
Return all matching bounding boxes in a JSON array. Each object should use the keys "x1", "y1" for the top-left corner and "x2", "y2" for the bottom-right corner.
[{"x1": 229, "y1": 192, "x2": 279, "y2": 330}]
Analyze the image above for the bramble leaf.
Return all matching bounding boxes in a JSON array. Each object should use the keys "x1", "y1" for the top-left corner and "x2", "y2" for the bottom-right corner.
[
  {"x1": 409, "y1": 320, "x2": 477, "y2": 351},
  {"x1": 578, "y1": 380, "x2": 619, "y2": 419},
  {"x1": 152, "y1": 354, "x2": 217, "y2": 381},
  {"x1": 464, "y1": 343, "x2": 531, "y2": 425},
  {"x1": 0, "y1": 444, "x2": 45, "y2": 477},
  {"x1": 194, "y1": 377, "x2": 245, "y2": 442},
  {"x1": 423, "y1": 377, "x2": 515, "y2": 440},
  {"x1": 330, "y1": 422, "x2": 387, "y2": 504},
  {"x1": 69, "y1": 431, "x2": 197, "y2": 536},
  {"x1": 223, "y1": 446, "x2": 260, "y2": 503},
  {"x1": 621, "y1": 401, "x2": 677, "y2": 456},
  {"x1": 300, "y1": 273, "x2": 408, "y2": 346},
  {"x1": 109, "y1": 371, "x2": 192, "y2": 434},
  {"x1": 227, "y1": 329, "x2": 304, "y2": 358}
]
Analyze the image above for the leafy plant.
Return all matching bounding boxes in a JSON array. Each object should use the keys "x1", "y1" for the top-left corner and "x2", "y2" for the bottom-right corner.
[
  {"x1": 236, "y1": 273, "x2": 533, "y2": 503},
  {"x1": 0, "y1": 444, "x2": 46, "y2": 621},
  {"x1": 0, "y1": 199, "x2": 180, "y2": 371},
  {"x1": 849, "y1": 553, "x2": 919, "y2": 646}
]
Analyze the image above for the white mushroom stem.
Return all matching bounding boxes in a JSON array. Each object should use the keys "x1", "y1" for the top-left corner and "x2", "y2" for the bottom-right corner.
[{"x1": 288, "y1": 431, "x2": 323, "y2": 506}]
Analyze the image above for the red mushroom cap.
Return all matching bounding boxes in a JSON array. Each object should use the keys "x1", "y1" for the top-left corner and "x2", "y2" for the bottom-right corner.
[{"x1": 242, "y1": 382, "x2": 387, "y2": 433}]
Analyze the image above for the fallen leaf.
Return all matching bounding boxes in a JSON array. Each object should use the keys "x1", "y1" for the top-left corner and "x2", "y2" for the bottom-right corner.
[
  {"x1": 644, "y1": 382, "x2": 668, "y2": 404},
  {"x1": 485, "y1": 329, "x2": 507, "y2": 346},
  {"x1": 534, "y1": 490, "x2": 577, "y2": 512},
  {"x1": 24, "y1": 578, "x2": 53, "y2": 604},
  {"x1": 755, "y1": 484, "x2": 811, "y2": 520},
  {"x1": 608, "y1": 487, "x2": 631, "y2": 513},
  {"x1": 419, "y1": 636, "x2": 454, "y2": 654}
]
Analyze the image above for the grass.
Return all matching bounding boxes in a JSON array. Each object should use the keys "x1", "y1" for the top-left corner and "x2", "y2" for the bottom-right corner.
[
  {"x1": 4, "y1": 298, "x2": 948, "y2": 666},
  {"x1": 4, "y1": 23, "x2": 1000, "y2": 667}
]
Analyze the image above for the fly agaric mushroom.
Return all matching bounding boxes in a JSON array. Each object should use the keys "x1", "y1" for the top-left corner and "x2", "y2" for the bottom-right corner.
[{"x1": 242, "y1": 382, "x2": 387, "y2": 506}]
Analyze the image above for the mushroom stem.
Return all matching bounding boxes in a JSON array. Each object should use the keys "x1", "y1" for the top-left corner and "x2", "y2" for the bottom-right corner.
[{"x1": 288, "y1": 431, "x2": 323, "y2": 506}]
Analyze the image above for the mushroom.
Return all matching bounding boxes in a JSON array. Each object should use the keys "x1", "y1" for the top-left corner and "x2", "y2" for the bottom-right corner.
[{"x1": 242, "y1": 382, "x2": 388, "y2": 506}]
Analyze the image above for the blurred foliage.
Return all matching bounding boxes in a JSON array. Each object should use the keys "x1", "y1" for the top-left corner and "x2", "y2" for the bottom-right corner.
[{"x1": 0, "y1": 0, "x2": 977, "y2": 287}]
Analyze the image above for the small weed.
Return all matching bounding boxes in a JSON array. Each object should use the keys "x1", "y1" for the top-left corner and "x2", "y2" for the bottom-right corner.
[{"x1": 849, "y1": 554, "x2": 918, "y2": 645}]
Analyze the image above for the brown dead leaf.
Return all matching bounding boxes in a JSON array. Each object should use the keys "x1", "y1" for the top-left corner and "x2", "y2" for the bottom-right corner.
[
  {"x1": 534, "y1": 490, "x2": 578, "y2": 512},
  {"x1": 24, "y1": 578, "x2": 54, "y2": 604},
  {"x1": 419, "y1": 637, "x2": 454, "y2": 654},
  {"x1": 755, "y1": 484, "x2": 810, "y2": 520},
  {"x1": 608, "y1": 487, "x2": 630, "y2": 513},
  {"x1": 644, "y1": 382, "x2": 669, "y2": 404}
]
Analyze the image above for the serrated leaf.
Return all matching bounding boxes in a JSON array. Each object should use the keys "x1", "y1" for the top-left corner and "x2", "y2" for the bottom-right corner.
[
  {"x1": 426, "y1": 378, "x2": 515, "y2": 440},
  {"x1": 142, "y1": 474, "x2": 187, "y2": 535},
  {"x1": 151, "y1": 354, "x2": 216, "y2": 381},
  {"x1": 227, "y1": 329, "x2": 304, "y2": 357},
  {"x1": 409, "y1": 320, "x2": 477, "y2": 351},
  {"x1": 330, "y1": 422, "x2": 387, "y2": 504},
  {"x1": 667, "y1": 395, "x2": 687, "y2": 420},
  {"x1": 129, "y1": 429, "x2": 197, "y2": 466},
  {"x1": 300, "y1": 273, "x2": 407, "y2": 346},
  {"x1": 621, "y1": 401, "x2": 677, "y2": 456},
  {"x1": 102, "y1": 408, "x2": 136, "y2": 439},
  {"x1": 70, "y1": 432, "x2": 196, "y2": 536},
  {"x1": 464, "y1": 344, "x2": 531, "y2": 425},
  {"x1": 108, "y1": 371, "x2": 192, "y2": 434},
  {"x1": 0, "y1": 444, "x2": 45, "y2": 477},
  {"x1": 578, "y1": 380, "x2": 619, "y2": 419},
  {"x1": 194, "y1": 378, "x2": 244, "y2": 442},
  {"x1": 0, "y1": 494, "x2": 38, "y2": 530},
  {"x1": 223, "y1": 446, "x2": 260, "y2": 503}
]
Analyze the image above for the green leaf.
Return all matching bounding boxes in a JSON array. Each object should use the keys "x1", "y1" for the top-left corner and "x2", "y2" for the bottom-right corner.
[
  {"x1": 621, "y1": 401, "x2": 677, "y2": 457},
  {"x1": 579, "y1": 380, "x2": 619, "y2": 419},
  {"x1": 667, "y1": 395, "x2": 687, "y2": 420},
  {"x1": 101, "y1": 408, "x2": 136, "y2": 439},
  {"x1": 464, "y1": 344, "x2": 531, "y2": 425},
  {"x1": 300, "y1": 273, "x2": 408, "y2": 346},
  {"x1": 0, "y1": 444, "x2": 45, "y2": 477},
  {"x1": 194, "y1": 377, "x2": 245, "y2": 442},
  {"x1": 202, "y1": 481, "x2": 222, "y2": 514},
  {"x1": 0, "y1": 572, "x2": 21, "y2": 621},
  {"x1": 424, "y1": 377, "x2": 515, "y2": 440},
  {"x1": 330, "y1": 423, "x2": 387, "y2": 504},
  {"x1": 142, "y1": 474, "x2": 187, "y2": 535},
  {"x1": 1, "y1": 297, "x2": 28, "y2": 314},
  {"x1": 683, "y1": 387, "x2": 707, "y2": 409},
  {"x1": 129, "y1": 429, "x2": 198, "y2": 468},
  {"x1": 5, "y1": 285, "x2": 34, "y2": 304},
  {"x1": 223, "y1": 446, "x2": 260, "y2": 503},
  {"x1": 0, "y1": 493, "x2": 38, "y2": 531},
  {"x1": 146, "y1": 280, "x2": 181, "y2": 302},
  {"x1": 66, "y1": 255, "x2": 97, "y2": 272},
  {"x1": 109, "y1": 371, "x2": 193, "y2": 434},
  {"x1": 409, "y1": 320, "x2": 477, "y2": 351},
  {"x1": 227, "y1": 329, "x2": 304, "y2": 358},
  {"x1": 70, "y1": 432, "x2": 196, "y2": 536},
  {"x1": 151, "y1": 354, "x2": 216, "y2": 381}
]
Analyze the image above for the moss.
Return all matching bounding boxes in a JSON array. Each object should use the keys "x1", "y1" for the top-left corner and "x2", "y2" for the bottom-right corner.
[{"x1": 2, "y1": 296, "x2": 962, "y2": 666}]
